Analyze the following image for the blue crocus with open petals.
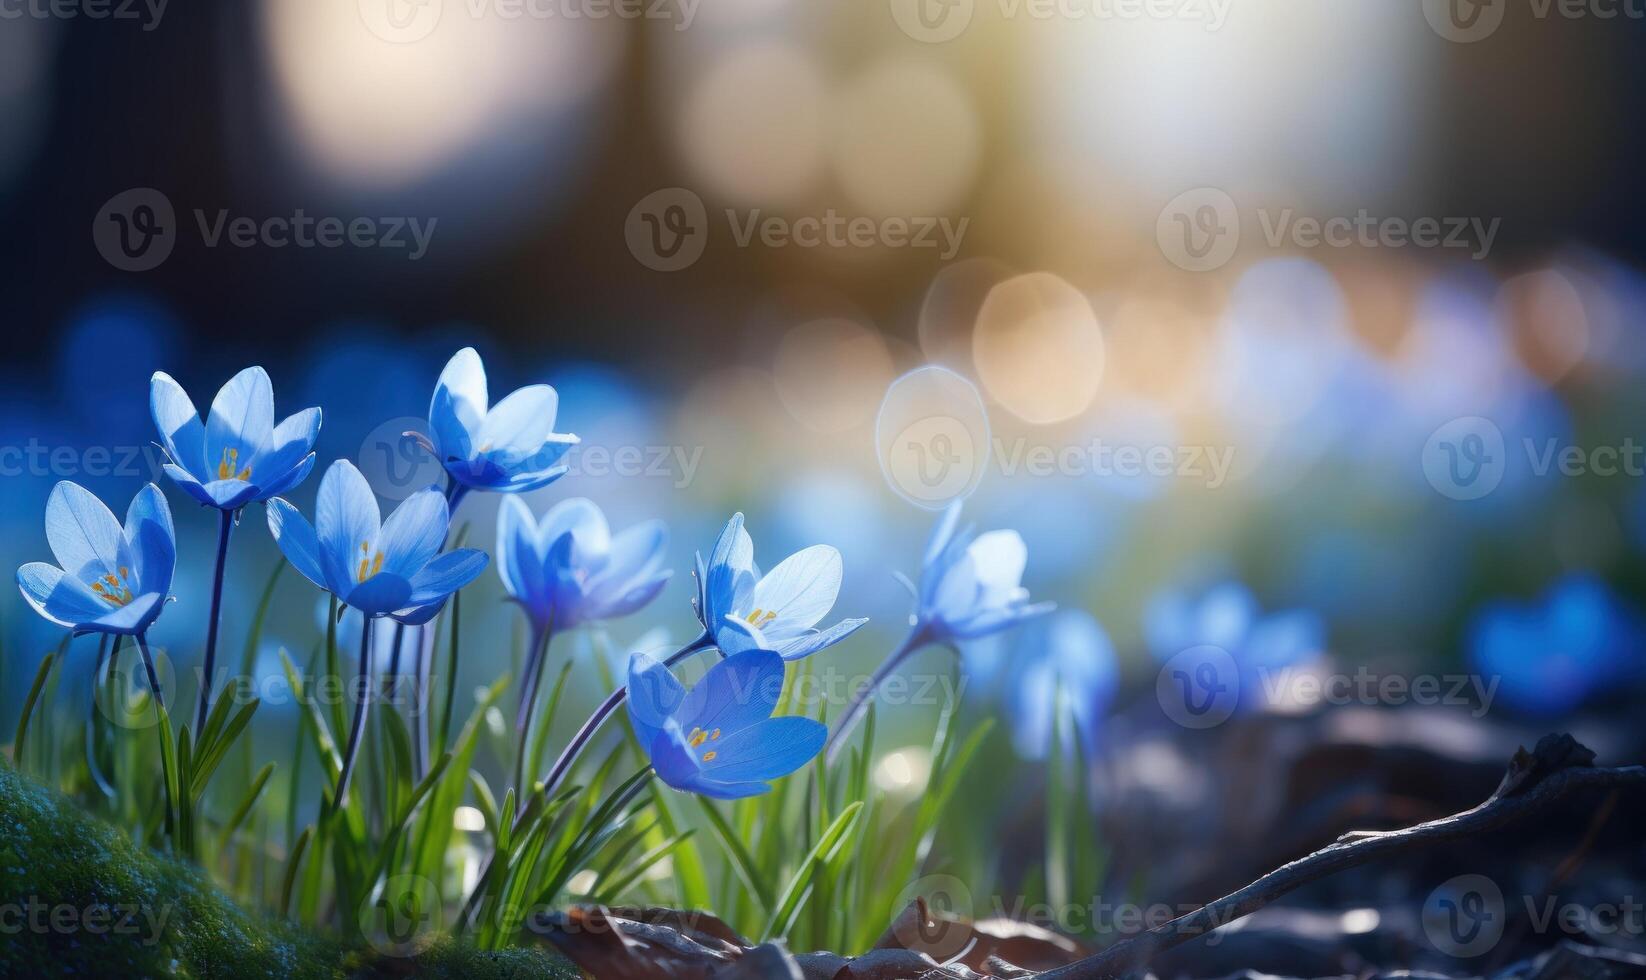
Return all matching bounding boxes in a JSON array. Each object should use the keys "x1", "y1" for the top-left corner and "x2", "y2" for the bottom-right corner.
[
  {"x1": 428, "y1": 347, "x2": 579, "y2": 494},
  {"x1": 1008, "y1": 611, "x2": 1119, "y2": 760},
  {"x1": 266, "y1": 460, "x2": 488, "y2": 623},
  {"x1": 497, "y1": 496, "x2": 671, "y2": 633},
  {"x1": 17, "y1": 482, "x2": 175, "y2": 636},
  {"x1": 692, "y1": 513, "x2": 867, "y2": 660},
  {"x1": 627, "y1": 648, "x2": 825, "y2": 799},
  {"x1": 1145, "y1": 579, "x2": 1325, "y2": 716},
  {"x1": 1468, "y1": 575, "x2": 1639, "y2": 717},
  {"x1": 151, "y1": 366, "x2": 320, "y2": 510},
  {"x1": 915, "y1": 502, "x2": 1054, "y2": 643}
]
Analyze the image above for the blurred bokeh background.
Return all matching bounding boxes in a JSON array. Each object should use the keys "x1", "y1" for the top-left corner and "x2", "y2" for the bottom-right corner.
[{"x1": 1, "y1": 0, "x2": 1645, "y2": 956}]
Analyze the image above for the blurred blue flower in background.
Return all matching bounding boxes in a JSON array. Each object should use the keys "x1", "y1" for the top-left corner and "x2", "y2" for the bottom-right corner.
[
  {"x1": 914, "y1": 502, "x2": 1054, "y2": 644},
  {"x1": 496, "y1": 495, "x2": 671, "y2": 634},
  {"x1": 266, "y1": 460, "x2": 487, "y2": 623},
  {"x1": 1468, "y1": 574, "x2": 1641, "y2": 717},
  {"x1": 1146, "y1": 580, "x2": 1325, "y2": 716},
  {"x1": 17, "y1": 482, "x2": 175, "y2": 636},
  {"x1": 428, "y1": 347, "x2": 579, "y2": 494},
  {"x1": 694, "y1": 513, "x2": 867, "y2": 660},
  {"x1": 627, "y1": 648, "x2": 825, "y2": 800},
  {"x1": 1007, "y1": 610, "x2": 1119, "y2": 760},
  {"x1": 151, "y1": 366, "x2": 321, "y2": 510}
]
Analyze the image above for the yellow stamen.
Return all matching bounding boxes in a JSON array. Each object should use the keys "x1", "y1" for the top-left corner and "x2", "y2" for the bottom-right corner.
[
  {"x1": 355, "y1": 542, "x2": 385, "y2": 582},
  {"x1": 217, "y1": 447, "x2": 251, "y2": 482},
  {"x1": 702, "y1": 751, "x2": 717, "y2": 762},
  {"x1": 688, "y1": 727, "x2": 708, "y2": 748},
  {"x1": 710, "y1": 729, "x2": 720, "y2": 741},
  {"x1": 745, "y1": 608, "x2": 778, "y2": 627}
]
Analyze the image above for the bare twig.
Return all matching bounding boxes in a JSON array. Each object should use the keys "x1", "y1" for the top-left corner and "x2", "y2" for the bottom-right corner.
[{"x1": 1040, "y1": 735, "x2": 1646, "y2": 980}]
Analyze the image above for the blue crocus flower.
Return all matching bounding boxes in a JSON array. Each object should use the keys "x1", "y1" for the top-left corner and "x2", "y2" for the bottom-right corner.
[
  {"x1": 1468, "y1": 575, "x2": 1639, "y2": 717},
  {"x1": 265, "y1": 460, "x2": 489, "y2": 623},
  {"x1": 1145, "y1": 580, "x2": 1325, "y2": 717},
  {"x1": 17, "y1": 482, "x2": 176, "y2": 636},
  {"x1": 1008, "y1": 610, "x2": 1119, "y2": 760},
  {"x1": 428, "y1": 347, "x2": 579, "y2": 494},
  {"x1": 914, "y1": 502, "x2": 1054, "y2": 643},
  {"x1": 627, "y1": 648, "x2": 825, "y2": 799},
  {"x1": 827, "y1": 502, "x2": 1050, "y2": 762},
  {"x1": 496, "y1": 496, "x2": 671, "y2": 634},
  {"x1": 693, "y1": 513, "x2": 867, "y2": 660},
  {"x1": 151, "y1": 366, "x2": 321, "y2": 510}
]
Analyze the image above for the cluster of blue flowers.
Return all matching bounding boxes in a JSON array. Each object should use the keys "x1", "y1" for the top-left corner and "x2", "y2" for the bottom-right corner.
[{"x1": 16, "y1": 348, "x2": 1066, "y2": 807}]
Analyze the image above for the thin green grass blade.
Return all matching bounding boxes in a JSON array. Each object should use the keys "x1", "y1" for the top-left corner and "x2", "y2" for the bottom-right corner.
[
  {"x1": 216, "y1": 761, "x2": 276, "y2": 856},
  {"x1": 13, "y1": 650, "x2": 57, "y2": 771},
  {"x1": 697, "y1": 796, "x2": 774, "y2": 913},
  {"x1": 761, "y1": 800, "x2": 863, "y2": 942}
]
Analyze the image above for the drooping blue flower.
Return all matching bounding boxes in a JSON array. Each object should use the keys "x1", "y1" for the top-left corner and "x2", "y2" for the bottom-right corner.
[
  {"x1": 913, "y1": 502, "x2": 1054, "y2": 643},
  {"x1": 427, "y1": 347, "x2": 579, "y2": 493},
  {"x1": 693, "y1": 513, "x2": 867, "y2": 660},
  {"x1": 1008, "y1": 610, "x2": 1119, "y2": 760},
  {"x1": 266, "y1": 460, "x2": 488, "y2": 623},
  {"x1": 1145, "y1": 579, "x2": 1325, "y2": 716},
  {"x1": 150, "y1": 366, "x2": 321, "y2": 510},
  {"x1": 17, "y1": 482, "x2": 176, "y2": 636},
  {"x1": 626, "y1": 648, "x2": 825, "y2": 799},
  {"x1": 496, "y1": 496, "x2": 671, "y2": 633},
  {"x1": 1468, "y1": 574, "x2": 1640, "y2": 717}
]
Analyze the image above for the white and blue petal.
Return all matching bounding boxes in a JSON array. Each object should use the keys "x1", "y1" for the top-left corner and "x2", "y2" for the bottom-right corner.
[
  {"x1": 376, "y1": 487, "x2": 449, "y2": 579},
  {"x1": 405, "y1": 548, "x2": 489, "y2": 607},
  {"x1": 628, "y1": 652, "x2": 687, "y2": 751},
  {"x1": 85, "y1": 592, "x2": 166, "y2": 635},
  {"x1": 314, "y1": 461, "x2": 382, "y2": 592},
  {"x1": 17, "y1": 562, "x2": 107, "y2": 628},
  {"x1": 266, "y1": 498, "x2": 329, "y2": 592},
  {"x1": 205, "y1": 366, "x2": 275, "y2": 471},
  {"x1": 677, "y1": 649, "x2": 784, "y2": 738},
  {"x1": 746, "y1": 545, "x2": 842, "y2": 641},
  {"x1": 122, "y1": 484, "x2": 175, "y2": 597},
  {"x1": 775, "y1": 616, "x2": 868, "y2": 661},
  {"x1": 474, "y1": 384, "x2": 561, "y2": 458},
  {"x1": 429, "y1": 347, "x2": 487, "y2": 462},
  {"x1": 697, "y1": 716, "x2": 825, "y2": 783},
  {"x1": 150, "y1": 371, "x2": 206, "y2": 478},
  {"x1": 45, "y1": 481, "x2": 129, "y2": 581}
]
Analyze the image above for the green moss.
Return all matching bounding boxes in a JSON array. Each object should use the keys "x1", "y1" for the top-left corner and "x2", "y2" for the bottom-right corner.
[{"x1": 0, "y1": 764, "x2": 579, "y2": 979}]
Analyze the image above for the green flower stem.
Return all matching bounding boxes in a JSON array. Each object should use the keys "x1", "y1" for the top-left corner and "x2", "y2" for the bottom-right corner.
[
  {"x1": 825, "y1": 624, "x2": 930, "y2": 765},
  {"x1": 512, "y1": 620, "x2": 553, "y2": 798},
  {"x1": 194, "y1": 508, "x2": 236, "y2": 733},
  {"x1": 333, "y1": 616, "x2": 374, "y2": 802}
]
